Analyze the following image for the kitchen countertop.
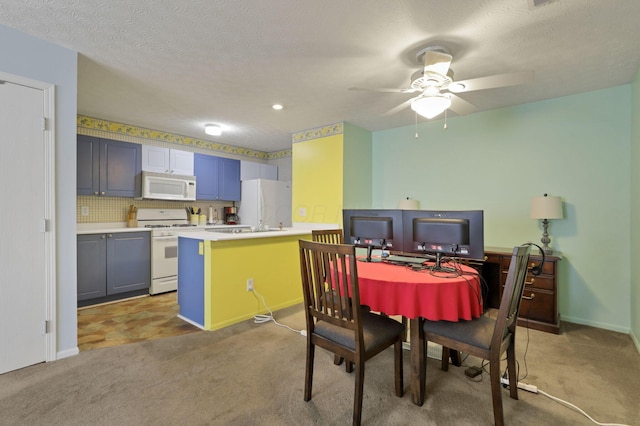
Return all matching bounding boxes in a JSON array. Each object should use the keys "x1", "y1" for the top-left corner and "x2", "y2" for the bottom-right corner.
[
  {"x1": 176, "y1": 227, "x2": 311, "y2": 241},
  {"x1": 76, "y1": 222, "x2": 250, "y2": 235}
]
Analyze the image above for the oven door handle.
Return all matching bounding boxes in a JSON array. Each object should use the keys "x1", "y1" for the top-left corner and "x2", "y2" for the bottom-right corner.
[{"x1": 154, "y1": 236, "x2": 179, "y2": 241}]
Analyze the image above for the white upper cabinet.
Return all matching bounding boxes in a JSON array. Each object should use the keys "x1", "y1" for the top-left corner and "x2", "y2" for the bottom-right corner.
[
  {"x1": 169, "y1": 149, "x2": 194, "y2": 175},
  {"x1": 142, "y1": 146, "x2": 194, "y2": 175},
  {"x1": 240, "y1": 161, "x2": 278, "y2": 180}
]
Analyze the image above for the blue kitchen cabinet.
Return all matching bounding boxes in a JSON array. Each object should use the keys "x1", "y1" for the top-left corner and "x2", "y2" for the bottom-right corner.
[
  {"x1": 194, "y1": 153, "x2": 240, "y2": 201},
  {"x1": 77, "y1": 135, "x2": 142, "y2": 197},
  {"x1": 77, "y1": 234, "x2": 107, "y2": 300},
  {"x1": 77, "y1": 232, "x2": 151, "y2": 304}
]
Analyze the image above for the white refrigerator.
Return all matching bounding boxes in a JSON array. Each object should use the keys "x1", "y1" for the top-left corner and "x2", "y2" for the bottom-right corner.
[{"x1": 238, "y1": 179, "x2": 292, "y2": 229}]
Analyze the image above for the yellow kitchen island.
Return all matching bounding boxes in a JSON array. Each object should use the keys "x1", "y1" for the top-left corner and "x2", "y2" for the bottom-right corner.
[{"x1": 176, "y1": 228, "x2": 314, "y2": 331}]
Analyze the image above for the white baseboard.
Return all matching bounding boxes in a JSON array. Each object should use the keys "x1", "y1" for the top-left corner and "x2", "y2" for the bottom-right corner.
[
  {"x1": 56, "y1": 347, "x2": 79, "y2": 360},
  {"x1": 631, "y1": 328, "x2": 640, "y2": 355}
]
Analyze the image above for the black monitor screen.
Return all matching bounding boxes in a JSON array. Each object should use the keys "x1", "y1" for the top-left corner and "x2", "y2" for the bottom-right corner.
[
  {"x1": 402, "y1": 209, "x2": 484, "y2": 261},
  {"x1": 412, "y1": 218, "x2": 470, "y2": 254},
  {"x1": 351, "y1": 216, "x2": 393, "y2": 245}
]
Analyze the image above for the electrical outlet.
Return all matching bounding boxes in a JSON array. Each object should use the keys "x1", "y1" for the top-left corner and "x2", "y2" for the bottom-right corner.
[
  {"x1": 246, "y1": 278, "x2": 254, "y2": 292},
  {"x1": 298, "y1": 207, "x2": 306, "y2": 217},
  {"x1": 81, "y1": 206, "x2": 89, "y2": 216}
]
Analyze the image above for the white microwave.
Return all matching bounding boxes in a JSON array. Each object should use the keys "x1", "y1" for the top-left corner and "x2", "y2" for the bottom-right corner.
[{"x1": 142, "y1": 171, "x2": 196, "y2": 201}]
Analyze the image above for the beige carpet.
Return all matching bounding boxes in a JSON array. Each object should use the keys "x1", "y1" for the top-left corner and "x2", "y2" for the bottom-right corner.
[{"x1": 1, "y1": 305, "x2": 638, "y2": 425}]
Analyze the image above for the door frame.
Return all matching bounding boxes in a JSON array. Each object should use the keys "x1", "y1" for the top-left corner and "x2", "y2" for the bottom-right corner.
[{"x1": 0, "y1": 71, "x2": 57, "y2": 362}]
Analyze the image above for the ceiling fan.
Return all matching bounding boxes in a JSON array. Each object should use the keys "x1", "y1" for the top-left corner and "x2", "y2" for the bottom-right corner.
[{"x1": 350, "y1": 46, "x2": 534, "y2": 119}]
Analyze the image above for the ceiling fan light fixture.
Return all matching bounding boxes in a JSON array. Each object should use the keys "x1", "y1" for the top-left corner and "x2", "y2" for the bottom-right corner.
[
  {"x1": 411, "y1": 95, "x2": 451, "y2": 119},
  {"x1": 204, "y1": 124, "x2": 222, "y2": 136},
  {"x1": 448, "y1": 82, "x2": 466, "y2": 93}
]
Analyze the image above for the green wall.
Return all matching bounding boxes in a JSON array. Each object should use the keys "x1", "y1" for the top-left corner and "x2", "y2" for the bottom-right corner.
[
  {"x1": 343, "y1": 122, "x2": 373, "y2": 209},
  {"x1": 371, "y1": 85, "x2": 632, "y2": 332},
  {"x1": 631, "y1": 68, "x2": 640, "y2": 348}
]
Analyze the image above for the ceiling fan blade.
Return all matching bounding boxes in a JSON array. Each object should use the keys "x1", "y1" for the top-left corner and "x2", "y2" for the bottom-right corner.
[
  {"x1": 449, "y1": 70, "x2": 534, "y2": 93},
  {"x1": 423, "y1": 50, "x2": 452, "y2": 76},
  {"x1": 383, "y1": 98, "x2": 416, "y2": 116},
  {"x1": 448, "y1": 94, "x2": 477, "y2": 116},
  {"x1": 349, "y1": 86, "x2": 419, "y2": 94}
]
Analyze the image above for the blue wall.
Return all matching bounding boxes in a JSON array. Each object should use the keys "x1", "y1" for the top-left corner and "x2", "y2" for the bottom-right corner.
[{"x1": 372, "y1": 86, "x2": 632, "y2": 332}]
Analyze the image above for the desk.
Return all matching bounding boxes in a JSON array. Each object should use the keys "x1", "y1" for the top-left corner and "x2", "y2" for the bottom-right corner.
[{"x1": 352, "y1": 260, "x2": 483, "y2": 405}]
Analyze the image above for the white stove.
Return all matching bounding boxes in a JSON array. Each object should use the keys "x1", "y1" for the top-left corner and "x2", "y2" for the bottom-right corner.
[{"x1": 137, "y1": 209, "x2": 192, "y2": 295}]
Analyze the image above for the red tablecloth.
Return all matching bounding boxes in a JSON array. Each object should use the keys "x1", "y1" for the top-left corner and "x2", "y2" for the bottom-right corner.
[{"x1": 353, "y1": 261, "x2": 483, "y2": 321}]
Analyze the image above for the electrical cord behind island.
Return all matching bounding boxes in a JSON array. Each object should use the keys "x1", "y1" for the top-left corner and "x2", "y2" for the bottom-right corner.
[{"x1": 250, "y1": 287, "x2": 304, "y2": 335}]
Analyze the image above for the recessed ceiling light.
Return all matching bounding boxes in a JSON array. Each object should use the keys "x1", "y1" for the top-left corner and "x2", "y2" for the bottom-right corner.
[
  {"x1": 204, "y1": 124, "x2": 222, "y2": 136},
  {"x1": 272, "y1": 104, "x2": 283, "y2": 110}
]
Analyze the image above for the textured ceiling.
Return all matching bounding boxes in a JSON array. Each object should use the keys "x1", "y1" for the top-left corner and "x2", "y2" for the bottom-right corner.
[{"x1": 1, "y1": 0, "x2": 639, "y2": 152}]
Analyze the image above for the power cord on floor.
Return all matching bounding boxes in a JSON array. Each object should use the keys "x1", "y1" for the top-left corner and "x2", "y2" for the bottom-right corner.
[
  {"x1": 250, "y1": 287, "x2": 305, "y2": 335},
  {"x1": 498, "y1": 376, "x2": 630, "y2": 426}
]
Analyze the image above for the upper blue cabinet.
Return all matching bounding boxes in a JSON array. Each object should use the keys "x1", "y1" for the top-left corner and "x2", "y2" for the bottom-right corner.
[
  {"x1": 77, "y1": 135, "x2": 142, "y2": 197},
  {"x1": 194, "y1": 153, "x2": 241, "y2": 201}
]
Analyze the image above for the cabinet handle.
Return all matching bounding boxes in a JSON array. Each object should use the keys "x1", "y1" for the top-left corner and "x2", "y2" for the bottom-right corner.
[
  {"x1": 101, "y1": 191, "x2": 105, "y2": 196},
  {"x1": 94, "y1": 191, "x2": 98, "y2": 196},
  {"x1": 101, "y1": 235, "x2": 106, "y2": 239},
  {"x1": 522, "y1": 293, "x2": 536, "y2": 301},
  {"x1": 525, "y1": 278, "x2": 535, "y2": 285},
  {"x1": 108, "y1": 234, "x2": 112, "y2": 238}
]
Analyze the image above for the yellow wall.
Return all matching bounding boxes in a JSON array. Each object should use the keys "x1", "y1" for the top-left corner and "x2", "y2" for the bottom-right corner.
[
  {"x1": 203, "y1": 234, "x2": 308, "y2": 330},
  {"x1": 291, "y1": 134, "x2": 344, "y2": 224}
]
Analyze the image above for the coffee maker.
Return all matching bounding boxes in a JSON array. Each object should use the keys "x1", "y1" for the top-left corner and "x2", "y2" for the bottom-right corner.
[{"x1": 224, "y1": 206, "x2": 239, "y2": 224}]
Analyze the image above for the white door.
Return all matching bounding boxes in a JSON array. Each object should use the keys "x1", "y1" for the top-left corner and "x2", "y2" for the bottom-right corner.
[{"x1": 0, "y1": 79, "x2": 48, "y2": 373}]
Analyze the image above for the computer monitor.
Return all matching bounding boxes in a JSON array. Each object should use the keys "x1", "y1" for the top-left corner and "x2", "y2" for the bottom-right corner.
[
  {"x1": 403, "y1": 210, "x2": 484, "y2": 270},
  {"x1": 343, "y1": 209, "x2": 404, "y2": 262}
]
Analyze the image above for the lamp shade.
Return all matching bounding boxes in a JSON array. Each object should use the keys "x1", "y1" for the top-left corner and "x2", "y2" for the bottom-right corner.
[
  {"x1": 530, "y1": 195, "x2": 563, "y2": 219},
  {"x1": 398, "y1": 198, "x2": 420, "y2": 210},
  {"x1": 410, "y1": 95, "x2": 451, "y2": 119}
]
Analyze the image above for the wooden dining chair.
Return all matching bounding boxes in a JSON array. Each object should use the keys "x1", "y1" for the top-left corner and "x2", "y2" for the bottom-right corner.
[
  {"x1": 311, "y1": 229, "x2": 349, "y2": 368},
  {"x1": 298, "y1": 239, "x2": 404, "y2": 426},
  {"x1": 311, "y1": 228, "x2": 344, "y2": 244},
  {"x1": 420, "y1": 245, "x2": 531, "y2": 426}
]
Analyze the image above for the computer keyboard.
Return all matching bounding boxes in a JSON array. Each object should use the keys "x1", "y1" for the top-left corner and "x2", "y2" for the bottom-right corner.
[{"x1": 384, "y1": 255, "x2": 428, "y2": 265}]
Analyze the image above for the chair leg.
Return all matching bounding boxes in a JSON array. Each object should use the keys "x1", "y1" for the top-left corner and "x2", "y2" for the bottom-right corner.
[
  {"x1": 304, "y1": 343, "x2": 315, "y2": 402},
  {"x1": 440, "y1": 346, "x2": 450, "y2": 371},
  {"x1": 346, "y1": 360, "x2": 354, "y2": 373},
  {"x1": 506, "y1": 343, "x2": 519, "y2": 400},
  {"x1": 489, "y1": 357, "x2": 505, "y2": 426},
  {"x1": 334, "y1": 354, "x2": 344, "y2": 366},
  {"x1": 394, "y1": 340, "x2": 404, "y2": 397},
  {"x1": 353, "y1": 361, "x2": 365, "y2": 426}
]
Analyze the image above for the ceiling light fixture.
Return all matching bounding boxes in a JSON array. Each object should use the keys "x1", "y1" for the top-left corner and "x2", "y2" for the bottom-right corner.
[
  {"x1": 410, "y1": 95, "x2": 451, "y2": 119},
  {"x1": 204, "y1": 124, "x2": 222, "y2": 136},
  {"x1": 272, "y1": 104, "x2": 283, "y2": 110}
]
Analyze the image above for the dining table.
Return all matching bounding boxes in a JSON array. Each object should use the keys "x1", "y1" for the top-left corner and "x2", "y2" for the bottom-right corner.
[{"x1": 352, "y1": 258, "x2": 483, "y2": 405}]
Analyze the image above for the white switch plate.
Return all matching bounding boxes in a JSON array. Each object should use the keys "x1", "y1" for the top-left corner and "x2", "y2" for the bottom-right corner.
[
  {"x1": 81, "y1": 206, "x2": 89, "y2": 216},
  {"x1": 299, "y1": 207, "x2": 306, "y2": 217}
]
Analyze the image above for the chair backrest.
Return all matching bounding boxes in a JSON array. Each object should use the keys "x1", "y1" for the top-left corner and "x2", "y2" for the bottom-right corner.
[
  {"x1": 299, "y1": 240, "x2": 363, "y2": 339},
  {"x1": 311, "y1": 229, "x2": 344, "y2": 244},
  {"x1": 491, "y1": 245, "x2": 532, "y2": 346}
]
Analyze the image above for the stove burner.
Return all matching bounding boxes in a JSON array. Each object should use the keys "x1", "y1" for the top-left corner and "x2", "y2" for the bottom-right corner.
[
  {"x1": 144, "y1": 224, "x2": 171, "y2": 229},
  {"x1": 172, "y1": 224, "x2": 197, "y2": 227}
]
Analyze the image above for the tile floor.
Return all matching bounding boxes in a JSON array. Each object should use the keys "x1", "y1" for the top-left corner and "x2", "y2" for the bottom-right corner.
[{"x1": 77, "y1": 291, "x2": 200, "y2": 351}]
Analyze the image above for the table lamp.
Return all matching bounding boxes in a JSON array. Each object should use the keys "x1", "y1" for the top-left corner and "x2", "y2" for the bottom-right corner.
[
  {"x1": 530, "y1": 194, "x2": 563, "y2": 255},
  {"x1": 398, "y1": 197, "x2": 420, "y2": 210}
]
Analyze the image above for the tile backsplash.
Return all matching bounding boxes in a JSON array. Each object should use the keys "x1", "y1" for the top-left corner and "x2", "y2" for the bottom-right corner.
[{"x1": 77, "y1": 196, "x2": 231, "y2": 223}]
